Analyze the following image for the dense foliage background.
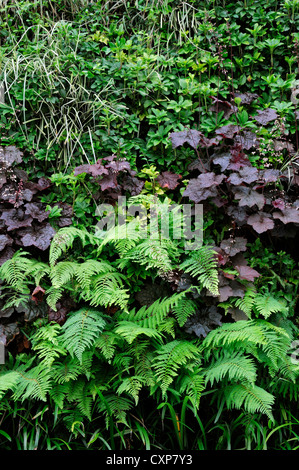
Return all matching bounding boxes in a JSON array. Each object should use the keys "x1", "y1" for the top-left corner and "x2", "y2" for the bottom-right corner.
[{"x1": 0, "y1": 0, "x2": 298, "y2": 450}]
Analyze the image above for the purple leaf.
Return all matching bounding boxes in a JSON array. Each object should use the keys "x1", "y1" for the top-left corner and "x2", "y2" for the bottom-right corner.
[
  {"x1": 220, "y1": 237, "x2": 247, "y2": 257},
  {"x1": 235, "y1": 265, "x2": 260, "y2": 281},
  {"x1": 105, "y1": 159, "x2": 132, "y2": 174},
  {"x1": 212, "y1": 152, "x2": 231, "y2": 171},
  {"x1": 233, "y1": 186, "x2": 265, "y2": 210},
  {"x1": 247, "y1": 212, "x2": 274, "y2": 233},
  {"x1": 253, "y1": 108, "x2": 278, "y2": 125},
  {"x1": 74, "y1": 160, "x2": 109, "y2": 177},
  {"x1": 259, "y1": 168, "x2": 281, "y2": 184},
  {"x1": 0, "y1": 234, "x2": 13, "y2": 252},
  {"x1": 2, "y1": 208, "x2": 33, "y2": 231},
  {"x1": 228, "y1": 144, "x2": 251, "y2": 170},
  {"x1": 227, "y1": 166, "x2": 259, "y2": 185},
  {"x1": 234, "y1": 131, "x2": 260, "y2": 150},
  {"x1": 273, "y1": 206, "x2": 299, "y2": 224},
  {"x1": 183, "y1": 183, "x2": 218, "y2": 203},
  {"x1": 169, "y1": 129, "x2": 211, "y2": 149},
  {"x1": 209, "y1": 96, "x2": 238, "y2": 119},
  {"x1": 122, "y1": 175, "x2": 144, "y2": 195},
  {"x1": 183, "y1": 173, "x2": 223, "y2": 202},
  {"x1": 0, "y1": 247, "x2": 15, "y2": 266},
  {"x1": 233, "y1": 92, "x2": 259, "y2": 105},
  {"x1": 0, "y1": 146, "x2": 23, "y2": 169},
  {"x1": 215, "y1": 124, "x2": 240, "y2": 139},
  {"x1": 99, "y1": 172, "x2": 119, "y2": 191},
  {"x1": 273, "y1": 140, "x2": 294, "y2": 153},
  {"x1": 25, "y1": 202, "x2": 49, "y2": 223},
  {"x1": 157, "y1": 171, "x2": 182, "y2": 190},
  {"x1": 18, "y1": 223, "x2": 56, "y2": 250}
]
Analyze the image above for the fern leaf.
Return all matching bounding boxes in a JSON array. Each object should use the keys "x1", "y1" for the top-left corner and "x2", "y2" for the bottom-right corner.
[
  {"x1": 49, "y1": 227, "x2": 90, "y2": 266},
  {"x1": 60, "y1": 308, "x2": 106, "y2": 363},
  {"x1": 172, "y1": 298, "x2": 198, "y2": 327},
  {"x1": 153, "y1": 340, "x2": 200, "y2": 396},
  {"x1": 114, "y1": 321, "x2": 163, "y2": 344},
  {"x1": 204, "y1": 351, "x2": 257, "y2": 386},
  {"x1": 224, "y1": 383, "x2": 275, "y2": 421},
  {"x1": 117, "y1": 376, "x2": 145, "y2": 405},
  {"x1": 180, "y1": 246, "x2": 219, "y2": 296},
  {"x1": 117, "y1": 290, "x2": 190, "y2": 329}
]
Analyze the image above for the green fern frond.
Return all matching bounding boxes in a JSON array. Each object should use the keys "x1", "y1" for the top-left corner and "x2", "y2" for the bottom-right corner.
[
  {"x1": 172, "y1": 298, "x2": 198, "y2": 327},
  {"x1": 114, "y1": 321, "x2": 163, "y2": 344},
  {"x1": 224, "y1": 383, "x2": 275, "y2": 421},
  {"x1": 178, "y1": 368, "x2": 205, "y2": 409},
  {"x1": 31, "y1": 322, "x2": 66, "y2": 366},
  {"x1": 97, "y1": 393, "x2": 134, "y2": 427},
  {"x1": 12, "y1": 363, "x2": 52, "y2": 402},
  {"x1": 0, "y1": 371, "x2": 20, "y2": 399},
  {"x1": 75, "y1": 259, "x2": 115, "y2": 291},
  {"x1": 45, "y1": 285, "x2": 64, "y2": 311},
  {"x1": 118, "y1": 238, "x2": 177, "y2": 273},
  {"x1": 50, "y1": 261, "x2": 77, "y2": 288},
  {"x1": 51, "y1": 359, "x2": 83, "y2": 384},
  {"x1": 153, "y1": 340, "x2": 200, "y2": 396},
  {"x1": 86, "y1": 272, "x2": 129, "y2": 310},
  {"x1": 65, "y1": 378, "x2": 93, "y2": 420},
  {"x1": 95, "y1": 332, "x2": 122, "y2": 361},
  {"x1": 49, "y1": 227, "x2": 90, "y2": 266},
  {"x1": 234, "y1": 285, "x2": 256, "y2": 317},
  {"x1": 60, "y1": 308, "x2": 106, "y2": 363},
  {"x1": 0, "y1": 251, "x2": 32, "y2": 292},
  {"x1": 254, "y1": 294, "x2": 287, "y2": 319},
  {"x1": 204, "y1": 351, "x2": 257, "y2": 386},
  {"x1": 116, "y1": 376, "x2": 146, "y2": 405},
  {"x1": 117, "y1": 290, "x2": 190, "y2": 329},
  {"x1": 180, "y1": 246, "x2": 219, "y2": 296}
]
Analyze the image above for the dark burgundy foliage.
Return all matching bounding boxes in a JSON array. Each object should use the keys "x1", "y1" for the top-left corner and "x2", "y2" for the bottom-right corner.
[
  {"x1": 0, "y1": 146, "x2": 65, "y2": 347},
  {"x1": 157, "y1": 171, "x2": 182, "y2": 190},
  {"x1": 31, "y1": 286, "x2": 46, "y2": 305},
  {"x1": 253, "y1": 108, "x2": 278, "y2": 125},
  {"x1": 168, "y1": 122, "x2": 298, "y2": 327},
  {"x1": 184, "y1": 306, "x2": 222, "y2": 338},
  {"x1": 74, "y1": 154, "x2": 144, "y2": 198}
]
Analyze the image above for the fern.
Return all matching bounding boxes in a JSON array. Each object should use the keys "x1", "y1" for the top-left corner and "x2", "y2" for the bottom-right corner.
[
  {"x1": 172, "y1": 298, "x2": 198, "y2": 327},
  {"x1": 49, "y1": 227, "x2": 91, "y2": 266},
  {"x1": 204, "y1": 351, "x2": 257, "y2": 386},
  {"x1": 31, "y1": 322, "x2": 66, "y2": 366},
  {"x1": 178, "y1": 367, "x2": 205, "y2": 409},
  {"x1": 117, "y1": 290, "x2": 190, "y2": 329},
  {"x1": 153, "y1": 340, "x2": 200, "y2": 396},
  {"x1": 224, "y1": 383, "x2": 275, "y2": 421},
  {"x1": 60, "y1": 308, "x2": 106, "y2": 363},
  {"x1": 0, "y1": 251, "x2": 33, "y2": 293},
  {"x1": 116, "y1": 376, "x2": 146, "y2": 405},
  {"x1": 235, "y1": 289, "x2": 287, "y2": 319},
  {"x1": 12, "y1": 363, "x2": 52, "y2": 402},
  {"x1": 179, "y1": 246, "x2": 219, "y2": 296},
  {"x1": 114, "y1": 321, "x2": 163, "y2": 344},
  {"x1": 95, "y1": 332, "x2": 122, "y2": 361}
]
